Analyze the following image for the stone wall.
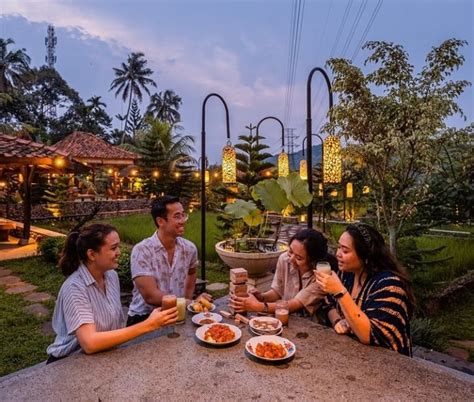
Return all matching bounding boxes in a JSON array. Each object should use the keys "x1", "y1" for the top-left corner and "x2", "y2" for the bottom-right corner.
[{"x1": 0, "y1": 199, "x2": 151, "y2": 221}]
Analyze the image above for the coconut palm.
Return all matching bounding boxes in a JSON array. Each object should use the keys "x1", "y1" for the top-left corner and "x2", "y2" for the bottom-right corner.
[
  {"x1": 0, "y1": 38, "x2": 31, "y2": 93},
  {"x1": 86, "y1": 95, "x2": 107, "y2": 113},
  {"x1": 146, "y1": 89, "x2": 182, "y2": 125},
  {"x1": 110, "y1": 52, "x2": 156, "y2": 142}
]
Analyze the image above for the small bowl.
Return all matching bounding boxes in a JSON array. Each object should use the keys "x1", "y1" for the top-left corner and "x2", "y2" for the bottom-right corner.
[
  {"x1": 249, "y1": 316, "x2": 282, "y2": 335},
  {"x1": 192, "y1": 312, "x2": 223, "y2": 326}
]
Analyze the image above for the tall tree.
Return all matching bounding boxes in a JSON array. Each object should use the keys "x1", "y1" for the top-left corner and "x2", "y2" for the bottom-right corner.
[
  {"x1": 110, "y1": 52, "x2": 156, "y2": 143},
  {"x1": 0, "y1": 38, "x2": 31, "y2": 93},
  {"x1": 126, "y1": 99, "x2": 143, "y2": 138},
  {"x1": 146, "y1": 89, "x2": 182, "y2": 125},
  {"x1": 327, "y1": 39, "x2": 470, "y2": 254}
]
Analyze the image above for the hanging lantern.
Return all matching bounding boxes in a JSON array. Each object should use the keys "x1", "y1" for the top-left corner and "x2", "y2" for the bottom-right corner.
[
  {"x1": 346, "y1": 182, "x2": 353, "y2": 198},
  {"x1": 318, "y1": 183, "x2": 323, "y2": 197},
  {"x1": 53, "y1": 156, "x2": 65, "y2": 168},
  {"x1": 330, "y1": 189, "x2": 338, "y2": 197},
  {"x1": 278, "y1": 150, "x2": 289, "y2": 177},
  {"x1": 299, "y1": 159, "x2": 307, "y2": 180},
  {"x1": 222, "y1": 141, "x2": 236, "y2": 183},
  {"x1": 205, "y1": 170, "x2": 210, "y2": 184},
  {"x1": 323, "y1": 135, "x2": 342, "y2": 183}
]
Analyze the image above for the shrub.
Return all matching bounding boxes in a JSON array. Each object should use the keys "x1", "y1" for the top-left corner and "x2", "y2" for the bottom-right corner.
[
  {"x1": 411, "y1": 317, "x2": 448, "y2": 351},
  {"x1": 116, "y1": 246, "x2": 133, "y2": 292},
  {"x1": 39, "y1": 236, "x2": 66, "y2": 264}
]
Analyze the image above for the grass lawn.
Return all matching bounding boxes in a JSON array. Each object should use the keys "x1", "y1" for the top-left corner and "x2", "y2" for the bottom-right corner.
[{"x1": 0, "y1": 289, "x2": 54, "y2": 376}]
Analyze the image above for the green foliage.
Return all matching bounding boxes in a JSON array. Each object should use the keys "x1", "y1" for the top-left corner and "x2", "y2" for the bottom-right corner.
[
  {"x1": 116, "y1": 246, "x2": 133, "y2": 292},
  {"x1": 39, "y1": 236, "x2": 66, "y2": 264},
  {"x1": 411, "y1": 317, "x2": 448, "y2": 351},
  {"x1": 42, "y1": 175, "x2": 70, "y2": 217},
  {"x1": 327, "y1": 39, "x2": 471, "y2": 254},
  {"x1": 146, "y1": 89, "x2": 182, "y2": 125},
  {"x1": 224, "y1": 199, "x2": 261, "y2": 227}
]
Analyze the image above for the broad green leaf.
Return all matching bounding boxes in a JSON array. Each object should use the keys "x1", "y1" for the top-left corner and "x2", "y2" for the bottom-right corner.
[
  {"x1": 243, "y1": 208, "x2": 264, "y2": 227},
  {"x1": 251, "y1": 178, "x2": 289, "y2": 213},
  {"x1": 277, "y1": 172, "x2": 313, "y2": 207},
  {"x1": 224, "y1": 199, "x2": 258, "y2": 219}
]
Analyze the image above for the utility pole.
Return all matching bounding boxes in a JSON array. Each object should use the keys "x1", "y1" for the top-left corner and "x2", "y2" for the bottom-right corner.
[
  {"x1": 285, "y1": 127, "x2": 299, "y2": 170},
  {"x1": 45, "y1": 25, "x2": 58, "y2": 119}
]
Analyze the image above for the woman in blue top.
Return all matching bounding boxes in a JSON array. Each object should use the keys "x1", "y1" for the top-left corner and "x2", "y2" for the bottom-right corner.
[
  {"x1": 315, "y1": 223, "x2": 414, "y2": 356},
  {"x1": 47, "y1": 223, "x2": 177, "y2": 363}
]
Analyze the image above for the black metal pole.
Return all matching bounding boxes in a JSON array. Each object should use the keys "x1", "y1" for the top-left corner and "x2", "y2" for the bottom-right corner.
[
  {"x1": 302, "y1": 133, "x2": 325, "y2": 231},
  {"x1": 201, "y1": 93, "x2": 231, "y2": 281},
  {"x1": 306, "y1": 67, "x2": 333, "y2": 231}
]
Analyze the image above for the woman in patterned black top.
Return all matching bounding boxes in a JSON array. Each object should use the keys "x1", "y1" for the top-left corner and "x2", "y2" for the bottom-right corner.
[{"x1": 315, "y1": 223, "x2": 414, "y2": 356}]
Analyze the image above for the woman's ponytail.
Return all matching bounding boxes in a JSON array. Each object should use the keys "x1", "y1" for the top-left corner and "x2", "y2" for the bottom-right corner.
[{"x1": 58, "y1": 231, "x2": 80, "y2": 276}]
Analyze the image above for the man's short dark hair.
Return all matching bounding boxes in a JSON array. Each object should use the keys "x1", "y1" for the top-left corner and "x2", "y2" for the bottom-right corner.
[{"x1": 151, "y1": 195, "x2": 180, "y2": 227}]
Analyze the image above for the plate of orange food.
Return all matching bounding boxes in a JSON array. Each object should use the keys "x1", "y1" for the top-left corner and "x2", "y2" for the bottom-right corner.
[
  {"x1": 195, "y1": 323, "x2": 242, "y2": 346},
  {"x1": 245, "y1": 335, "x2": 296, "y2": 361}
]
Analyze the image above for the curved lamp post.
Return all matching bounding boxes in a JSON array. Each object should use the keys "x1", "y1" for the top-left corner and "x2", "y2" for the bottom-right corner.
[
  {"x1": 306, "y1": 67, "x2": 333, "y2": 230},
  {"x1": 300, "y1": 133, "x2": 325, "y2": 231},
  {"x1": 200, "y1": 93, "x2": 234, "y2": 281},
  {"x1": 255, "y1": 116, "x2": 288, "y2": 177}
]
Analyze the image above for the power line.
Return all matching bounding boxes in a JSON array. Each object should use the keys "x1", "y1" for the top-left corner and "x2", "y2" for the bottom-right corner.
[
  {"x1": 341, "y1": 0, "x2": 368, "y2": 57},
  {"x1": 351, "y1": 0, "x2": 384, "y2": 62},
  {"x1": 329, "y1": 0, "x2": 353, "y2": 58}
]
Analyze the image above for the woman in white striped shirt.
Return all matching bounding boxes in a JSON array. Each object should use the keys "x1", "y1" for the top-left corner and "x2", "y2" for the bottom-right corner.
[{"x1": 47, "y1": 223, "x2": 178, "y2": 363}]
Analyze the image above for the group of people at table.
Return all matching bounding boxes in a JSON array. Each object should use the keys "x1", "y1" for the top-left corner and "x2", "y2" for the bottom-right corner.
[{"x1": 47, "y1": 195, "x2": 414, "y2": 364}]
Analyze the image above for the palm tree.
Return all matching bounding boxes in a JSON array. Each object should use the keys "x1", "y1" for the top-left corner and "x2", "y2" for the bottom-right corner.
[
  {"x1": 0, "y1": 38, "x2": 31, "y2": 93},
  {"x1": 146, "y1": 89, "x2": 182, "y2": 125},
  {"x1": 110, "y1": 52, "x2": 156, "y2": 142},
  {"x1": 86, "y1": 95, "x2": 106, "y2": 113}
]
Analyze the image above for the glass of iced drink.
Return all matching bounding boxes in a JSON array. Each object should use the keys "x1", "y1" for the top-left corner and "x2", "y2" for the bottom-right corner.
[
  {"x1": 275, "y1": 300, "x2": 289, "y2": 327},
  {"x1": 176, "y1": 297, "x2": 186, "y2": 323},
  {"x1": 162, "y1": 294, "x2": 179, "y2": 338},
  {"x1": 315, "y1": 261, "x2": 332, "y2": 275}
]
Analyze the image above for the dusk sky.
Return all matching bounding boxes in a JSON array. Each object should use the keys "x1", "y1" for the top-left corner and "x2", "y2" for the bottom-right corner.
[{"x1": 2, "y1": 0, "x2": 473, "y2": 163}]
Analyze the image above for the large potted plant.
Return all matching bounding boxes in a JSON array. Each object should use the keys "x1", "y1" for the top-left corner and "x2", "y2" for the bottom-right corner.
[{"x1": 215, "y1": 172, "x2": 313, "y2": 277}]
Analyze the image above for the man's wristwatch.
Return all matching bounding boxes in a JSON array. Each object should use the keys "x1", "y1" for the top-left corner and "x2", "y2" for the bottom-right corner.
[
  {"x1": 333, "y1": 288, "x2": 348, "y2": 299},
  {"x1": 262, "y1": 301, "x2": 269, "y2": 313}
]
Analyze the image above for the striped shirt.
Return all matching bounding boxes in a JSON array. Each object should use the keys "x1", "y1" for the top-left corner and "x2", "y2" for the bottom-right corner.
[
  {"x1": 47, "y1": 264, "x2": 124, "y2": 358},
  {"x1": 331, "y1": 270, "x2": 412, "y2": 356},
  {"x1": 128, "y1": 232, "x2": 198, "y2": 317},
  {"x1": 271, "y1": 252, "x2": 326, "y2": 316}
]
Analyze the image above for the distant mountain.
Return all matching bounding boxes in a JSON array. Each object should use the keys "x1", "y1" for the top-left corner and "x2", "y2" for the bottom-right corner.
[{"x1": 266, "y1": 144, "x2": 322, "y2": 171}]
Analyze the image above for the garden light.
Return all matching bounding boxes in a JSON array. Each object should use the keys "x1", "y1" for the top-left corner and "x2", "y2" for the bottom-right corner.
[
  {"x1": 323, "y1": 135, "x2": 342, "y2": 183},
  {"x1": 299, "y1": 159, "x2": 307, "y2": 180},
  {"x1": 222, "y1": 141, "x2": 236, "y2": 184}
]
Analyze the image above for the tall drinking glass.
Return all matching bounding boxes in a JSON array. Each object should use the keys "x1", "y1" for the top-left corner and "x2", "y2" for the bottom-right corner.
[
  {"x1": 315, "y1": 261, "x2": 332, "y2": 275},
  {"x1": 162, "y1": 294, "x2": 179, "y2": 338},
  {"x1": 176, "y1": 297, "x2": 186, "y2": 324},
  {"x1": 275, "y1": 300, "x2": 289, "y2": 327}
]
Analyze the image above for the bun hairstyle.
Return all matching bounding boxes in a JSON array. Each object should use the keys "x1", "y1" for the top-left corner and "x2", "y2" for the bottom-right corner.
[
  {"x1": 59, "y1": 223, "x2": 117, "y2": 276},
  {"x1": 345, "y1": 223, "x2": 415, "y2": 311},
  {"x1": 290, "y1": 228, "x2": 334, "y2": 268}
]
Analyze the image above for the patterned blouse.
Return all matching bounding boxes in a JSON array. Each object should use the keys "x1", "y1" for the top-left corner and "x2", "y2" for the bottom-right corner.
[{"x1": 330, "y1": 270, "x2": 412, "y2": 356}]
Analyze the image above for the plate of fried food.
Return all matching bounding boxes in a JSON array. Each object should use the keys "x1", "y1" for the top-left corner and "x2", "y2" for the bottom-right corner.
[
  {"x1": 192, "y1": 312, "x2": 223, "y2": 326},
  {"x1": 187, "y1": 298, "x2": 215, "y2": 314},
  {"x1": 195, "y1": 323, "x2": 242, "y2": 346},
  {"x1": 245, "y1": 335, "x2": 296, "y2": 361}
]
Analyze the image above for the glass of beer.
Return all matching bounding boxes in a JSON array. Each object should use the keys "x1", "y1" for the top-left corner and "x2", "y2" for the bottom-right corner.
[
  {"x1": 315, "y1": 261, "x2": 332, "y2": 275},
  {"x1": 275, "y1": 300, "x2": 289, "y2": 327},
  {"x1": 162, "y1": 294, "x2": 179, "y2": 338}
]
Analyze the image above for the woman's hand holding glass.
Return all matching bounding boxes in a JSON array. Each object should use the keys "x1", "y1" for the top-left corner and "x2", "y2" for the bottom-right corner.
[
  {"x1": 315, "y1": 270, "x2": 345, "y2": 295},
  {"x1": 146, "y1": 307, "x2": 178, "y2": 331}
]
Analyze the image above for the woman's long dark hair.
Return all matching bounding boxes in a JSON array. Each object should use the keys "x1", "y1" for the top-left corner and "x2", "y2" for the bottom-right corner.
[
  {"x1": 345, "y1": 223, "x2": 415, "y2": 311},
  {"x1": 59, "y1": 223, "x2": 117, "y2": 276},
  {"x1": 290, "y1": 228, "x2": 337, "y2": 270}
]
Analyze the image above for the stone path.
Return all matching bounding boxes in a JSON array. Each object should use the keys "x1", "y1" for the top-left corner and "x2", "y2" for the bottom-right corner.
[{"x1": 0, "y1": 266, "x2": 55, "y2": 335}]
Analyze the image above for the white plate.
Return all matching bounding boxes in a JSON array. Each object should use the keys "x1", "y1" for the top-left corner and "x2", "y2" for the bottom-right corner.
[
  {"x1": 187, "y1": 301, "x2": 216, "y2": 314},
  {"x1": 245, "y1": 335, "x2": 296, "y2": 361},
  {"x1": 192, "y1": 312, "x2": 223, "y2": 326},
  {"x1": 249, "y1": 316, "x2": 282, "y2": 334},
  {"x1": 249, "y1": 325, "x2": 283, "y2": 337},
  {"x1": 195, "y1": 323, "x2": 242, "y2": 345}
]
